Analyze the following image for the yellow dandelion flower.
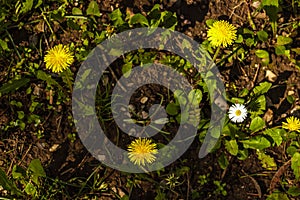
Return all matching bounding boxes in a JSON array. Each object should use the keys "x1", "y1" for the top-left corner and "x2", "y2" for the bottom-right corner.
[
  {"x1": 128, "y1": 138, "x2": 158, "y2": 166},
  {"x1": 44, "y1": 44, "x2": 74, "y2": 73},
  {"x1": 207, "y1": 20, "x2": 237, "y2": 48},
  {"x1": 282, "y1": 116, "x2": 300, "y2": 133}
]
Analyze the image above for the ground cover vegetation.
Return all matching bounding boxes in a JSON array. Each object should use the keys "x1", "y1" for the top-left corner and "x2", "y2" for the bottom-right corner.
[{"x1": 0, "y1": 0, "x2": 300, "y2": 199}]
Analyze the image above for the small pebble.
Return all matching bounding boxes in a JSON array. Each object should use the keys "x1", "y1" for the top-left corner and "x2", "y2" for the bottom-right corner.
[
  {"x1": 140, "y1": 96, "x2": 148, "y2": 104},
  {"x1": 49, "y1": 144, "x2": 59, "y2": 152},
  {"x1": 265, "y1": 70, "x2": 277, "y2": 82}
]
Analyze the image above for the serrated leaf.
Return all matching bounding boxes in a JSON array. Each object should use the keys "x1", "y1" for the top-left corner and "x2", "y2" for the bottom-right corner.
[
  {"x1": 86, "y1": 1, "x2": 100, "y2": 17},
  {"x1": 250, "y1": 116, "x2": 266, "y2": 132},
  {"x1": 291, "y1": 152, "x2": 300, "y2": 180},
  {"x1": 0, "y1": 77, "x2": 30, "y2": 96},
  {"x1": 256, "y1": 151, "x2": 277, "y2": 170},
  {"x1": 225, "y1": 140, "x2": 239, "y2": 156},
  {"x1": 277, "y1": 36, "x2": 293, "y2": 46},
  {"x1": 263, "y1": 128, "x2": 283, "y2": 146},
  {"x1": 242, "y1": 136, "x2": 271, "y2": 150},
  {"x1": 257, "y1": 30, "x2": 268, "y2": 42},
  {"x1": 253, "y1": 82, "x2": 272, "y2": 95}
]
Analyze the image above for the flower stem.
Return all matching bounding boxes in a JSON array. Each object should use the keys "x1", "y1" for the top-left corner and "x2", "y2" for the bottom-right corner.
[{"x1": 212, "y1": 46, "x2": 221, "y2": 62}]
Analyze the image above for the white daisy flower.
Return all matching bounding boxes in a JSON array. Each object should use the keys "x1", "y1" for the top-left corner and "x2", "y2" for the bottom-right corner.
[{"x1": 228, "y1": 103, "x2": 248, "y2": 123}]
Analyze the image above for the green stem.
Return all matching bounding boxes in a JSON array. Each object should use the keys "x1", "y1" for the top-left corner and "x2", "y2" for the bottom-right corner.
[
  {"x1": 212, "y1": 46, "x2": 221, "y2": 62},
  {"x1": 5, "y1": 29, "x2": 22, "y2": 60}
]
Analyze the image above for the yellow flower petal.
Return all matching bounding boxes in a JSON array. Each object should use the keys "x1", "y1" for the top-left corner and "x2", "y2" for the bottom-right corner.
[
  {"x1": 207, "y1": 20, "x2": 237, "y2": 48},
  {"x1": 44, "y1": 44, "x2": 74, "y2": 73},
  {"x1": 128, "y1": 138, "x2": 158, "y2": 166},
  {"x1": 282, "y1": 116, "x2": 300, "y2": 132}
]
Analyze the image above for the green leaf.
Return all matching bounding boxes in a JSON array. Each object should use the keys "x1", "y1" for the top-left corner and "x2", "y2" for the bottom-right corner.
[
  {"x1": 287, "y1": 146, "x2": 298, "y2": 156},
  {"x1": 17, "y1": 111, "x2": 25, "y2": 120},
  {"x1": 275, "y1": 45, "x2": 286, "y2": 55},
  {"x1": 257, "y1": 30, "x2": 268, "y2": 42},
  {"x1": 129, "y1": 13, "x2": 149, "y2": 26},
  {"x1": 188, "y1": 89, "x2": 202, "y2": 106},
  {"x1": 235, "y1": 34, "x2": 243, "y2": 43},
  {"x1": 20, "y1": 0, "x2": 33, "y2": 14},
  {"x1": 0, "y1": 77, "x2": 30, "y2": 96},
  {"x1": 166, "y1": 103, "x2": 179, "y2": 116},
  {"x1": 122, "y1": 62, "x2": 132, "y2": 78},
  {"x1": 255, "y1": 49, "x2": 270, "y2": 65},
  {"x1": 206, "y1": 19, "x2": 216, "y2": 28},
  {"x1": 86, "y1": 1, "x2": 100, "y2": 17},
  {"x1": 218, "y1": 153, "x2": 229, "y2": 169},
  {"x1": 291, "y1": 152, "x2": 300, "y2": 180},
  {"x1": 0, "y1": 167, "x2": 22, "y2": 196},
  {"x1": 72, "y1": 7, "x2": 83, "y2": 15},
  {"x1": 245, "y1": 38, "x2": 255, "y2": 47},
  {"x1": 249, "y1": 95, "x2": 266, "y2": 118},
  {"x1": 250, "y1": 116, "x2": 266, "y2": 132},
  {"x1": 255, "y1": 49, "x2": 269, "y2": 59},
  {"x1": 262, "y1": 0, "x2": 279, "y2": 7},
  {"x1": 24, "y1": 182, "x2": 36, "y2": 196},
  {"x1": 34, "y1": 0, "x2": 43, "y2": 9},
  {"x1": 225, "y1": 140, "x2": 239, "y2": 156},
  {"x1": 73, "y1": 98, "x2": 95, "y2": 116},
  {"x1": 277, "y1": 36, "x2": 293, "y2": 45},
  {"x1": 253, "y1": 82, "x2": 272, "y2": 95},
  {"x1": 109, "y1": 9, "x2": 124, "y2": 26},
  {"x1": 0, "y1": 39, "x2": 8, "y2": 50},
  {"x1": 237, "y1": 149, "x2": 248, "y2": 160},
  {"x1": 36, "y1": 70, "x2": 61, "y2": 89},
  {"x1": 256, "y1": 151, "x2": 277, "y2": 170},
  {"x1": 242, "y1": 136, "x2": 271, "y2": 150},
  {"x1": 12, "y1": 165, "x2": 26, "y2": 179},
  {"x1": 243, "y1": 28, "x2": 254, "y2": 35},
  {"x1": 263, "y1": 128, "x2": 283, "y2": 146},
  {"x1": 266, "y1": 191, "x2": 289, "y2": 200},
  {"x1": 230, "y1": 97, "x2": 245, "y2": 104},
  {"x1": 287, "y1": 186, "x2": 300, "y2": 197},
  {"x1": 174, "y1": 90, "x2": 187, "y2": 106},
  {"x1": 28, "y1": 159, "x2": 46, "y2": 185}
]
